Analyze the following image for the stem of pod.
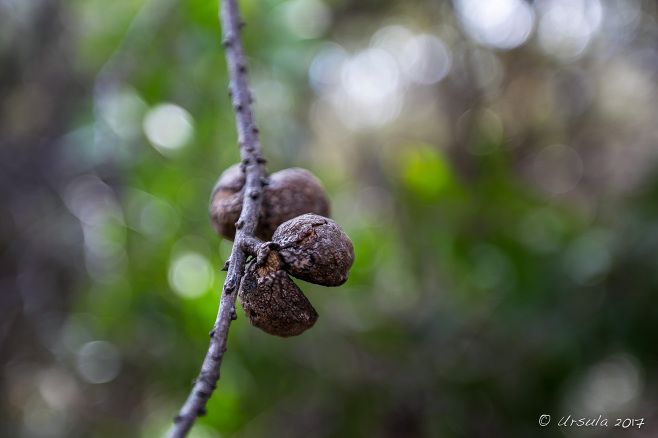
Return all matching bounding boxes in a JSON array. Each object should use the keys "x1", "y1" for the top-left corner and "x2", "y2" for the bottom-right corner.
[{"x1": 166, "y1": 0, "x2": 264, "y2": 436}]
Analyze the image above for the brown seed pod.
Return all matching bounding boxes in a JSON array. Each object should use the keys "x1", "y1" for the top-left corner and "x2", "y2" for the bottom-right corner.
[
  {"x1": 272, "y1": 213, "x2": 354, "y2": 287},
  {"x1": 209, "y1": 166, "x2": 330, "y2": 241},
  {"x1": 209, "y1": 164, "x2": 245, "y2": 241},
  {"x1": 259, "y1": 168, "x2": 330, "y2": 241},
  {"x1": 238, "y1": 250, "x2": 318, "y2": 337}
]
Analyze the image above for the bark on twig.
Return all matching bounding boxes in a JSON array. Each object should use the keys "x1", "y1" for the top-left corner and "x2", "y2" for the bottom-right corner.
[{"x1": 166, "y1": 1, "x2": 265, "y2": 436}]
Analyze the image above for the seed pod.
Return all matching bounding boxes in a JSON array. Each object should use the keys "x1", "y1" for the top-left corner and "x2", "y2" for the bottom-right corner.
[
  {"x1": 272, "y1": 213, "x2": 354, "y2": 287},
  {"x1": 259, "y1": 168, "x2": 330, "y2": 241},
  {"x1": 209, "y1": 164, "x2": 245, "y2": 241},
  {"x1": 238, "y1": 250, "x2": 318, "y2": 337},
  {"x1": 209, "y1": 166, "x2": 330, "y2": 241}
]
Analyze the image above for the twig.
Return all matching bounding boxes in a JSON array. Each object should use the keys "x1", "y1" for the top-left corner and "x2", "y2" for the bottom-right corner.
[{"x1": 166, "y1": 1, "x2": 266, "y2": 437}]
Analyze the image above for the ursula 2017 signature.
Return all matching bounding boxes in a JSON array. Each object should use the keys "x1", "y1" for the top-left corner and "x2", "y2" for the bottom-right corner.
[{"x1": 538, "y1": 414, "x2": 645, "y2": 429}]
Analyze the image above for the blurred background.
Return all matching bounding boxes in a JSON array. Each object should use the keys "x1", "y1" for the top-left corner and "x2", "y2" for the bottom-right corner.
[{"x1": 2, "y1": 0, "x2": 658, "y2": 436}]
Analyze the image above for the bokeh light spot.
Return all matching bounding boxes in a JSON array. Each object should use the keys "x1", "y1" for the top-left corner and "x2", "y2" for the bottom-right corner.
[
  {"x1": 335, "y1": 48, "x2": 402, "y2": 130},
  {"x1": 98, "y1": 87, "x2": 147, "y2": 140},
  {"x1": 536, "y1": 0, "x2": 603, "y2": 60},
  {"x1": 402, "y1": 34, "x2": 452, "y2": 85},
  {"x1": 252, "y1": 80, "x2": 292, "y2": 114},
  {"x1": 77, "y1": 341, "x2": 122, "y2": 384},
  {"x1": 168, "y1": 252, "x2": 214, "y2": 299},
  {"x1": 309, "y1": 43, "x2": 349, "y2": 95},
  {"x1": 455, "y1": 0, "x2": 535, "y2": 49},
  {"x1": 282, "y1": 0, "x2": 331, "y2": 39},
  {"x1": 124, "y1": 189, "x2": 180, "y2": 241},
  {"x1": 565, "y1": 354, "x2": 643, "y2": 416},
  {"x1": 564, "y1": 231, "x2": 612, "y2": 286},
  {"x1": 143, "y1": 103, "x2": 194, "y2": 154}
]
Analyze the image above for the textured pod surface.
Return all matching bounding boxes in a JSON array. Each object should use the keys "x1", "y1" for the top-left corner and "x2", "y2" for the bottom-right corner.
[
  {"x1": 258, "y1": 168, "x2": 330, "y2": 241},
  {"x1": 209, "y1": 166, "x2": 330, "y2": 241},
  {"x1": 209, "y1": 164, "x2": 245, "y2": 240},
  {"x1": 238, "y1": 251, "x2": 318, "y2": 337},
  {"x1": 272, "y1": 213, "x2": 354, "y2": 287}
]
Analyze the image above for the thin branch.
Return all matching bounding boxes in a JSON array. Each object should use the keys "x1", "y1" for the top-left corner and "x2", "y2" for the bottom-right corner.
[{"x1": 166, "y1": 0, "x2": 266, "y2": 437}]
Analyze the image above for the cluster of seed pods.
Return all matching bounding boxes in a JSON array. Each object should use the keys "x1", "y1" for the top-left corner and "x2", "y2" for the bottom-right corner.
[
  {"x1": 210, "y1": 165, "x2": 330, "y2": 241},
  {"x1": 210, "y1": 166, "x2": 354, "y2": 337}
]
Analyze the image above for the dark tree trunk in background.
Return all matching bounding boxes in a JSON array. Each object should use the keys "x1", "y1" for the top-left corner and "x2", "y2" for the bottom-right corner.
[{"x1": 0, "y1": 0, "x2": 89, "y2": 434}]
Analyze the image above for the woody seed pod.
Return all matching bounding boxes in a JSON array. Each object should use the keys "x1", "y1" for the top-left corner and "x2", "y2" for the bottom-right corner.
[
  {"x1": 209, "y1": 166, "x2": 330, "y2": 241},
  {"x1": 272, "y1": 213, "x2": 354, "y2": 287},
  {"x1": 209, "y1": 164, "x2": 245, "y2": 241},
  {"x1": 259, "y1": 168, "x2": 330, "y2": 241},
  {"x1": 238, "y1": 249, "x2": 318, "y2": 337}
]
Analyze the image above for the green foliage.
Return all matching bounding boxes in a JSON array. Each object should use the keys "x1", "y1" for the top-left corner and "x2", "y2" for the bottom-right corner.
[{"x1": 3, "y1": 0, "x2": 658, "y2": 437}]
